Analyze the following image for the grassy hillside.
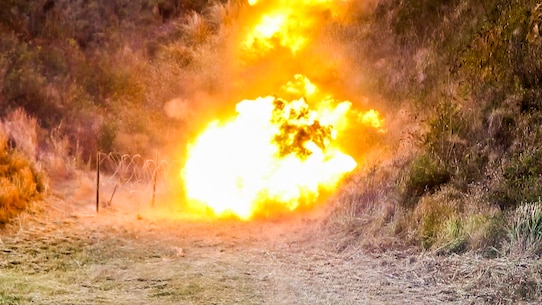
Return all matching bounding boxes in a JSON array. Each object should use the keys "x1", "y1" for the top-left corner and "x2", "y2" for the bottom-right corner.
[
  {"x1": 0, "y1": 0, "x2": 220, "y2": 161},
  {"x1": 326, "y1": 0, "x2": 542, "y2": 257}
]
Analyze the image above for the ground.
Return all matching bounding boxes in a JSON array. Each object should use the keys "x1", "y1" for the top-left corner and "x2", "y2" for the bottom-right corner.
[{"x1": 1, "y1": 174, "x2": 541, "y2": 305}]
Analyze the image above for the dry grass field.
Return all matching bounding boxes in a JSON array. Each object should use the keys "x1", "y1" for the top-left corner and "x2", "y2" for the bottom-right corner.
[{"x1": 1, "y1": 177, "x2": 541, "y2": 305}]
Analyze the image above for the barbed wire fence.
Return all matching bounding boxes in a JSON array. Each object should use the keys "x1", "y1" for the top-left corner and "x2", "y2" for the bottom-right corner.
[{"x1": 95, "y1": 152, "x2": 184, "y2": 212}]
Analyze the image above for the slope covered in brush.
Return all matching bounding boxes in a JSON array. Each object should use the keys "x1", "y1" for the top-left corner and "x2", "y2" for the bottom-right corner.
[{"x1": 326, "y1": 0, "x2": 542, "y2": 256}]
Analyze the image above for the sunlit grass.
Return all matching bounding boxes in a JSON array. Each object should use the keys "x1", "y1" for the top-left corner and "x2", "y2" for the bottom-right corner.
[{"x1": 0, "y1": 128, "x2": 43, "y2": 226}]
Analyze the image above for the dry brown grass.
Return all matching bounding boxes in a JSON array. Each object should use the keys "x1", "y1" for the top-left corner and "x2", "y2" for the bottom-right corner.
[
  {"x1": 1, "y1": 107, "x2": 78, "y2": 185},
  {"x1": 409, "y1": 253, "x2": 542, "y2": 304},
  {"x1": 1, "y1": 175, "x2": 542, "y2": 305},
  {"x1": 323, "y1": 160, "x2": 406, "y2": 253},
  {"x1": 0, "y1": 127, "x2": 43, "y2": 226},
  {"x1": 1, "y1": 109, "x2": 38, "y2": 161}
]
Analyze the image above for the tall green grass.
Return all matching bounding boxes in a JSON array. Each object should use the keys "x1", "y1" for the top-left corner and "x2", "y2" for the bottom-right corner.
[{"x1": 507, "y1": 200, "x2": 542, "y2": 257}]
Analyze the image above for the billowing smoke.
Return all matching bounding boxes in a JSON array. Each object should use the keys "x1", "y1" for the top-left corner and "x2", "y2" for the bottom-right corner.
[
  {"x1": 165, "y1": 0, "x2": 384, "y2": 135},
  {"x1": 163, "y1": 0, "x2": 390, "y2": 218}
]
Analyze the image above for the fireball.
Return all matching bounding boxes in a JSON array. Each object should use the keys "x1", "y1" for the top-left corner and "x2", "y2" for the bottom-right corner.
[
  {"x1": 242, "y1": 0, "x2": 350, "y2": 54},
  {"x1": 181, "y1": 75, "x2": 382, "y2": 219}
]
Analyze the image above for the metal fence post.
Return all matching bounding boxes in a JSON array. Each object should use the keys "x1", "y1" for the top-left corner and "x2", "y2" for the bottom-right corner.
[{"x1": 96, "y1": 152, "x2": 100, "y2": 213}]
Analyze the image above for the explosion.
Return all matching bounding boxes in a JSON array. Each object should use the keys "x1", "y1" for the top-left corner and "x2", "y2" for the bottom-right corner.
[
  {"x1": 243, "y1": 0, "x2": 350, "y2": 54},
  {"x1": 178, "y1": 0, "x2": 384, "y2": 219},
  {"x1": 182, "y1": 75, "x2": 382, "y2": 219}
]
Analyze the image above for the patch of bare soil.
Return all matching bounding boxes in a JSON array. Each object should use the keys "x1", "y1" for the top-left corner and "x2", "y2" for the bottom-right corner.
[{"x1": 1, "y1": 177, "x2": 541, "y2": 305}]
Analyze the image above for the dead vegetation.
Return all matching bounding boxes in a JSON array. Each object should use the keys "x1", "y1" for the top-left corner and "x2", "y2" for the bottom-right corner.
[
  {"x1": 2, "y1": 187, "x2": 542, "y2": 305},
  {"x1": 0, "y1": 112, "x2": 44, "y2": 226},
  {"x1": 325, "y1": 0, "x2": 542, "y2": 263}
]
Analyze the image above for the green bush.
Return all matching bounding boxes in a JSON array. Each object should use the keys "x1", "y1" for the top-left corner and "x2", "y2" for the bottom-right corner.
[
  {"x1": 0, "y1": 35, "x2": 66, "y2": 127},
  {"x1": 412, "y1": 188, "x2": 459, "y2": 250},
  {"x1": 422, "y1": 99, "x2": 484, "y2": 187},
  {"x1": 491, "y1": 147, "x2": 542, "y2": 210},
  {"x1": 402, "y1": 154, "x2": 450, "y2": 207},
  {"x1": 412, "y1": 187, "x2": 504, "y2": 253}
]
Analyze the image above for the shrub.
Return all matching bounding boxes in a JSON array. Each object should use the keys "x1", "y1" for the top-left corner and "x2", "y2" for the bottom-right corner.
[
  {"x1": 181, "y1": 11, "x2": 212, "y2": 46},
  {"x1": 422, "y1": 98, "x2": 489, "y2": 189},
  {"x1": 411, "y1": 186, "x2": 504, "y2": 254},
  {"x1": 401, "y1": 154, "x2": 450, "y2": 208},
  {"x1": 0, "y1": 129, "x2": 43, "y2": 226},
  {"x1": 465, "y1": 216, "x2": 502, "y2": 256},
  {"x1": 412, "y1": 188, "x2": 459, "y2": 250},
  {"x1": 0, "y1": 36, "x2": 65, "y2": 127},
  {"x1": 0, "y1": 108, "x2": 74, "y2": 182},
  {"x1": 491, "y1": 146, "x2": 542, "y2": 210},
  {"x1": 1, "y1": 108, "x2": 38, "y2": 161},
  {"x1": 39, "y1": 126, "x2": 77, "y2": 180}
]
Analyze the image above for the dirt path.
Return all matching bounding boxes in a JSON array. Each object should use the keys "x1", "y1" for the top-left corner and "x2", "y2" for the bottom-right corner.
[{"x1": 1, "y1": 179, "x2": 541, "y2": 305}]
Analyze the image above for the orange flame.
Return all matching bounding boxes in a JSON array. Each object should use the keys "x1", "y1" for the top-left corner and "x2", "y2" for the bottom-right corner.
[
  {"x1": 243, "y1": 0, "x2": 350, "y2": 54},
  {"x1": 359, "y1": 109, "x2": 385, "y2": 132},
  {"x1": 182, "y1": 75, "x2": 383, "y2": 219}
]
